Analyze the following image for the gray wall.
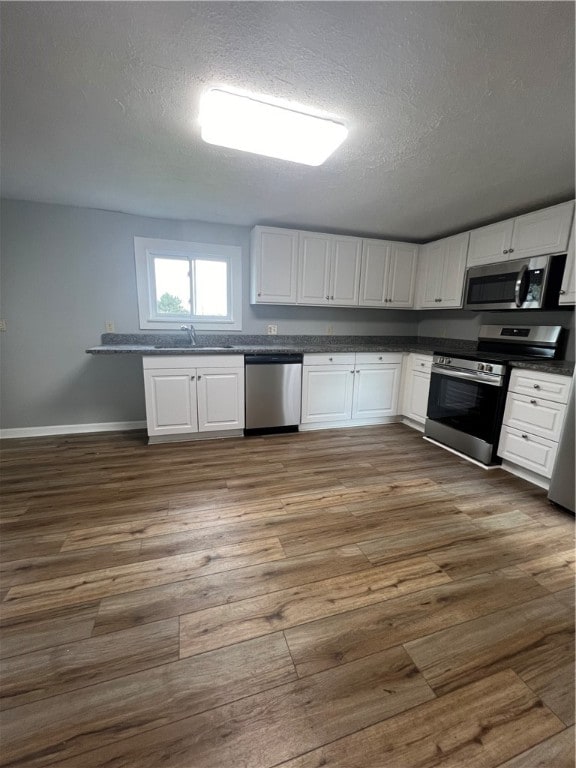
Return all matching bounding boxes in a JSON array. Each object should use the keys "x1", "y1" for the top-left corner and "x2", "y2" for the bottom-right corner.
[{"x1": 0, "y1": 199, "x2": 416, "y2": 429}]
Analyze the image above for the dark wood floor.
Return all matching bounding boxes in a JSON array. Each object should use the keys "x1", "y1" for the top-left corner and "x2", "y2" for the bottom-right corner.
[{"x1": 0, "y1": 423, "x2": 574, "y2": 768}]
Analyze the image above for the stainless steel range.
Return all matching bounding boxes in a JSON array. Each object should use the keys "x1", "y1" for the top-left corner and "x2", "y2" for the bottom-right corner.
[{"x1": 424, "y1": 325, "x2": 564, "y2": 465}]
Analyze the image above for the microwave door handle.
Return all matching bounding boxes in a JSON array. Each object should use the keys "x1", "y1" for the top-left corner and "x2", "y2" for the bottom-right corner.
[{"x1": 514, "y1": 265, "x2": 529, "y2": 307}]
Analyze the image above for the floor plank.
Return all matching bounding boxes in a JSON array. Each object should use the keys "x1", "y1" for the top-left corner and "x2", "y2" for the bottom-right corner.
[
  {"x1": 179, "y1": 556, "x2": 450, "y2": 658},
  {"x1": 275, "y1": 670, "x2": 565, "y2": 768},
  {"x1": 496, "y1": 726, "x2": 575, "y2": 768},
  {"x1": 51, "y1": 646, "x2": 435, "y2": 768},
  {"x1": 404, "y1": 594, "x2": 575, "y2": 724}
]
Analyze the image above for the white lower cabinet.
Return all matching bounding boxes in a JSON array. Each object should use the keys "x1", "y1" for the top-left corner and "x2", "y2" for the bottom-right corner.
[
  {"x1": 498, "y1": 368, "x2": 571, "y2": 482},
  {"x1": 301, "y1": 353, "x2": 402, "y2": 427},
  {"x1": 401, "y1": 354, "x2": 432, "y2": 426},
  {"x1": 143, "y1": 356, "x2": 244, "y2": 441}
]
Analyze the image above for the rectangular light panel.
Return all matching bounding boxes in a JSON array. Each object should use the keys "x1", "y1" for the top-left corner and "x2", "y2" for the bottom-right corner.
[{"x1": 199, "y1": 89, "x2": 347, "y2": 166}]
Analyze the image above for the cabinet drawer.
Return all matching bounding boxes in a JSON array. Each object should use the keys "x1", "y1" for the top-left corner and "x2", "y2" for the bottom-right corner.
[
  {"x1": 143, "y1": 355, "x2": 244, "y2": 370},
  {"x1": 410, "y1": 354, "x2": 433, "y2": 374},
  {"x1": 509, "y1": 369, "x2": 571, "y2": 403},
  {"x1": 503, "y1": 393, "x2": 566, "y2": 441},
  {"x1": 355, "y1": 352, "x2": 403, "y2": 365},
  {"x1": 303, "y1": 353, "x2": 355, "y2": 366},
  {"x1": 498, "y1": 426, "x2": 558, "y2": 478}
]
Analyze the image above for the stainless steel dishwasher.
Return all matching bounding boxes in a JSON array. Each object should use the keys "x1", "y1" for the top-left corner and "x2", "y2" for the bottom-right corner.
[{"x1": 244, "y1": 354, "x2": 303, "y2": 435}]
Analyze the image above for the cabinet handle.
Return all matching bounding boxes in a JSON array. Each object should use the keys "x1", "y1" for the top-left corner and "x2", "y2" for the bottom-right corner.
[
  {"x1": 530, "y1": 399, "x2": 537, "y2": 404},
  {"x1": 521, "y1": 433, "x2": 528, "y2": 439},
  {"x1": 503, "y1": 249, "x2": 509, "y2": 254},
  {"x1": 330, "y1": 295, "x2": 334, "y2": 300},
  {"x1": 509, "y1": 248, "x2": 514, "y2": 253},
  {"x1": 533, "y1": 384, "x2": 541, "y2": 389}
]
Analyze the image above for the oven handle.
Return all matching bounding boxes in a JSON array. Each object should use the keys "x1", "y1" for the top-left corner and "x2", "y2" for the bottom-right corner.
[
  {"x1": 431, "y1": 365, "x2": 505, "y2": 387},
  {"x1": 514, "y1": 264, "x2": 529, "y2": 307}
]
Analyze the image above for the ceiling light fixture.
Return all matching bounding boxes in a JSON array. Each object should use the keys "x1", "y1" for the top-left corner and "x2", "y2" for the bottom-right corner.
[{"x1": 199, "y1": 88, "x2": 347, "y2": 166}]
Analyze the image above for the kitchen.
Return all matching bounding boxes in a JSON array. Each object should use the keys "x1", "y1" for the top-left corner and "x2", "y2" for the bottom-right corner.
[{"x1": 0, "y1": 3, "x2": 575, "y2": 767}]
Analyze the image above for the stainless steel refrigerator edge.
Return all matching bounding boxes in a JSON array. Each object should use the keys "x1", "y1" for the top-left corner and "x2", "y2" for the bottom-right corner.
[
  {"x1": 244, "y1": 354, "x2": 302, "y2": 433},
  {"x1": 548, "y1": 379, "x2": 575, "y2": 513}
]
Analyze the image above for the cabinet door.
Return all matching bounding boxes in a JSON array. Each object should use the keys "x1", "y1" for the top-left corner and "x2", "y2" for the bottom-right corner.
[
  {"x1": 301, "y1": 366, "x2": 354, "y2": 423},
  {"x1": 404, "y1": 371, "x2": 431, "y2": 424},
  {"x1": 511, "y1": 201, "x2": 574, "y2": 260},
  {"x1": 359, "y1": 239, "x2": 390, "y2": 307},
  {"x1": 417, "y1": 241, "x2": 444, "y2": 308},
  {"x1": 143, "y1": 369, "x2": 198, "y2": 437},
  {"x1": 352, "y1": 364, "x2": 401, "y2": 419},
  {"x1": 196, "y1": 368, "x2": 244, "y2": 432},
  {"x1": 251, "y1": 227, "x2": 298, "y2": 304},
  {"x1": 467, "y1": 220, "x2": 514, "y2": 267},
  {"x1": 559, "y1": 217, "x2": 575, "y2": 305},
  {"x1": 330, "y1": 237, "x2": 362, "y2": 306},
  {"x1": 298, "y1": 232, "x2": 331, "y2": 305},
  {"x1": 387, "y1": 243, "x2": 417, "y2": 307},
  {"x1": 438, "y1": 232, "x2": 469, "y2": 308}
]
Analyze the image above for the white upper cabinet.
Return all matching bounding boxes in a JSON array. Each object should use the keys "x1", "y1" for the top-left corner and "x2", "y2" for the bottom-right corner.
[
  {"x1": 359, "y1": 240, "x2": 417, "y2": 308},
  {"x1": 417, "y1": 232, "x2": 469, "y2": 309},
  {"x1": 467, "y1": 201, "x2": 574, "y2": 267},
  {"x1": 250, "y1": 226, "x2": 299, "y2": 304},
  {"x1": 331, "y1": 237, "x2": 362, "y2": 305},
  {"x1": 510, "y1": 201, "x2": 574, "y2": 259},
  {"x1": 298, "y1": 233, "x2": 361, "y2": 306},
  {"x1": 467, "y1": 219, "x2": 514, "y2": 267},
  {"x1": 559, "y1": 215, "x2": 575, "y2": 305},
  {"x1": 298, "y1": 232, "x2": 332, "y2": 305}
]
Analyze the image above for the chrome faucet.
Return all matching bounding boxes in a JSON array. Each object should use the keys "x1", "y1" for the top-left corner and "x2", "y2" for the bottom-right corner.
[{"x1": 180, "y1": 324, "x2": 197, "y2": 346}]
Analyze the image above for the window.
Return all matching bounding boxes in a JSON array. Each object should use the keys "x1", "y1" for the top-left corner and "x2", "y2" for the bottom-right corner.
[{"x1": 134, "y1": 237, "x2": 242, "y2": 330}]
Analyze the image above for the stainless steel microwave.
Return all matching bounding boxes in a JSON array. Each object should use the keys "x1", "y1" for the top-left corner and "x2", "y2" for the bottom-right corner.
[{"x1": 463, "y1": 254, "x2": 567, "y2": 311}]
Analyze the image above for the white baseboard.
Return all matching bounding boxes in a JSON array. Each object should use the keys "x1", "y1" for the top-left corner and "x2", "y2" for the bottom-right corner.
[
  {"x1": 299, "y1": 416, "x2": 400, "y2": 432},
  {"x1": 0, "y1": 421, "x2": 147, "y2": 439},
  {"x1": 500, "y1": 460, "x2": 550, "y2": 490}
]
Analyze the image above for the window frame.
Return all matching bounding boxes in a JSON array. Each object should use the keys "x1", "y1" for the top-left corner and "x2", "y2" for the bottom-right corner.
[{"x1": 134, "y1": 237, "x2": 242, "y2": 331}]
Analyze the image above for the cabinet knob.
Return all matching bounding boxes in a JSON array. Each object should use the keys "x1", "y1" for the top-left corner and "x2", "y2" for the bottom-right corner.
[
  {"x1": 503, "y1": 249, "x2": 509, "y2": 254},
  {"x1": 533, "y1": 384, "x2": 541, "y2": 389},
  {"x1": 521, "y1": 433, "x2": 528, "y2": 439},
  {"x1": 191, "y1": 375, "x2": 195, "y2": 380},
  {"x1": 350, "y1": 370, "x2": 354, "y2": 374},
  {"x1": 530, "y1": 399, "x2": 537, "y2": 404},
  {"x1": 560, "y1": 290, "x2": 566, "y2": 295},
  {"x1": 197, "y1": 375, "x2": 202, "y2": 380},
  {"x1": 326, "y1": 295, "x2": 330, "y2": 300},
  {"x1": 378, "y1": 356, "x2": 383, "y2": 361},
  {"x1": 509, "y1": 248, "x2": 514, "y2": 253},
  {"x1": 258, "y1": 292, "x2": 262, "y2": 297},
  {"x1": 420, "y1": 362, "x2": 425, "y2": 366},
  {"x1": 329, "y1": 357, "x2": 333, "y2": 361},
  {"x1": 330, "y1": 295, "x2": 334, "y2": 300}
]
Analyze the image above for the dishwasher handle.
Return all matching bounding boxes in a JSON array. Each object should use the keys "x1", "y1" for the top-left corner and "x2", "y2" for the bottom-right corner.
[{"x1": 245, "y1": 353, "x2": 303, "y2": 365}]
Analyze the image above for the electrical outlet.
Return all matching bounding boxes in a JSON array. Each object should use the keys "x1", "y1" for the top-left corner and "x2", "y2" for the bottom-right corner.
[
  {"x1": 267, "y1": 324, "x2": 278, "y2": 335},
  {"x1": 105, "y1": 321, "x2": 115, "y2": 333},
  {"x1": 327, "y1": 324, "x2": 334, "y2": 335},
  {"x1": 0, "y1": 320, "x2": 6, "y2": 332}
]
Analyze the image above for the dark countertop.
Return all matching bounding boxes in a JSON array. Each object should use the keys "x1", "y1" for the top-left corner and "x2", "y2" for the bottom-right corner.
[
  {"x1": 86, "y1": 333, "x2": 574, "y2": 376},
  {"x1": 510, "y1": 359, "x2": 575, "y2": 376}
]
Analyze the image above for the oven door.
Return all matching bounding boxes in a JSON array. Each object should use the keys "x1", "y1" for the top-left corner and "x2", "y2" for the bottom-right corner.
[{"x1": 425, "y1": 368, "x2": 508, "y2": 464}]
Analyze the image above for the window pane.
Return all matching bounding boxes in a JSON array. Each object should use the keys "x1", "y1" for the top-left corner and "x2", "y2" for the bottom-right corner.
[
  {"x1": 154, "y1": 258, "x2": 190, "y2": 315},
  {"x1": 194, "y1": 260, "x2": 228, "y2": 316}
]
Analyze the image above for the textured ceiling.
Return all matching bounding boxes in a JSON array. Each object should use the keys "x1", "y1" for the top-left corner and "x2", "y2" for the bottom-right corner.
[{"x1": 1, "y1": 2, "x2": 574, "y2": 241}]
